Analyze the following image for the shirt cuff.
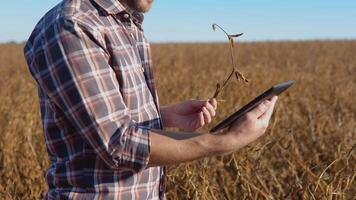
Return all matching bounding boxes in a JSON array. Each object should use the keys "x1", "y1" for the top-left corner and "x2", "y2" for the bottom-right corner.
[{"x1": 111, "y1": 122, "x2": 151, "y2": 172}]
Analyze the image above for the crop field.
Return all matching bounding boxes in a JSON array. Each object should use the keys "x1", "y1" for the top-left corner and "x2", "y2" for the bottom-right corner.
[{"x1": 0, "y1": 41, "x2": 355, "y2": 199}]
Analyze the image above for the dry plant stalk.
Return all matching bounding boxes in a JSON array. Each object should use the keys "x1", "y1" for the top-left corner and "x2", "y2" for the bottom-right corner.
[{"x1": 212, "y1": 23, "x2": 249, "y2": 99}]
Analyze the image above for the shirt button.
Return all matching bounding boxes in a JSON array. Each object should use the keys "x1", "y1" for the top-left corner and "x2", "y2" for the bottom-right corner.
[{"x1": 123, "y1": 13, "x2": 130, "y2": 19}]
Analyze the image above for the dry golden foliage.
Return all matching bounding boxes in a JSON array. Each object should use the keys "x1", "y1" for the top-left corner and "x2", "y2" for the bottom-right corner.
[{"x1": 0, "y1": 41, "x2": 355, "y2": 199}]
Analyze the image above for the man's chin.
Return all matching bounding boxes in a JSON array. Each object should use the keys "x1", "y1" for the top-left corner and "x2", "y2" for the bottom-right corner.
[
  {"x1": 139, "y1": 4, "x2": 152, "y2": 13},
  {"x1": 141, "y1": 8, "x2": 151, "y2": 13}
]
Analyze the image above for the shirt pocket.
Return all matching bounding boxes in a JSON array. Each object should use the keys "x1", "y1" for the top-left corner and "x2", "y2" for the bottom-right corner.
[
  {"x1": 109, "y1": 43, "x2": 142, "y2": 67},
  {"x1": 107, "y1": 43, "x2": 143, "y2": 83}
]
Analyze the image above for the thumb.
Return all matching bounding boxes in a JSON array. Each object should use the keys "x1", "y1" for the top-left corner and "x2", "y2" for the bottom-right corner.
[
  {"x1": 249, "y1": 99, "x2": 273, "y2": 119},
  {"x1": 259, "y1": 96, "x2": 278, "y2": 121}
]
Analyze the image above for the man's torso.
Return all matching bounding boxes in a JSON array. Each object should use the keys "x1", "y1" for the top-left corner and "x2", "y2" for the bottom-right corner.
[{"x1": 24, "y1": 0, "x2": 165, "y2": 199}]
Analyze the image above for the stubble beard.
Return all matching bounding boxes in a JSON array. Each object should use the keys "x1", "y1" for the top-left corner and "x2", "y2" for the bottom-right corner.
[{"x1": 121, "y1": 0, "x2": 153, "y2": 13}]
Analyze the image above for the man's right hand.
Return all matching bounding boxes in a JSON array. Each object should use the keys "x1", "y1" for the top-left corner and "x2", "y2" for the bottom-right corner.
[{"x1": 220, "y1": 96, "x2": 278, "y2": 154}]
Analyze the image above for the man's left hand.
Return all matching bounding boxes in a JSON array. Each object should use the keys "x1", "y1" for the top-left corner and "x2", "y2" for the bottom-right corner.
[{"x1": 161, "y1": 98, "x2": 217, "y2": 131}]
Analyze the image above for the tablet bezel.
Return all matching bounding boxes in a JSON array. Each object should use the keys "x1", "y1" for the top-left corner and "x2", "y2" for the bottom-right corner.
[{"x1": 209, "y1": 80, "x2": 295, "y2": 133}]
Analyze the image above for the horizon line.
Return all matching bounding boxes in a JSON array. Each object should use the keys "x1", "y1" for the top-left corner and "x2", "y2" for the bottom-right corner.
[{"x1": 1, "y1": 38, "x2": 355, "y2": 45}]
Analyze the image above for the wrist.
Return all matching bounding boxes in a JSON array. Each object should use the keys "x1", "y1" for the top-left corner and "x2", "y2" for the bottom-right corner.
[
  {"x1": 160, "y1": 106, "x2": 176, "y2": 128},
  {"x1": 193, "y1": 132, "x2": 233, "y2": 156}
]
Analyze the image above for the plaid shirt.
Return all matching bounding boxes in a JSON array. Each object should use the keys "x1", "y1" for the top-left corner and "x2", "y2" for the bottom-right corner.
[{"x1": 24, "y1": 0, "x2": 166, "y2": 199}]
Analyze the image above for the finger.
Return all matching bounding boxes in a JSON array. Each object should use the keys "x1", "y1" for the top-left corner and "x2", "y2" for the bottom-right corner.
[
  {"x1": 190, "y1": 100, "x2": 208, "y2": 110},
  {"x1": 199, "y1": 111, "x2": 205, "y2": 126},
  {"x1": 259, "y1": 96, "x2": 278, "y2": 122},
  {"x1": 204, "y1": 102, "x2": 216, "y2": 117},
  {"x1": 249, "y1": 99, "x2": 272, "y2": 119},
  {"x1": 202, "y1": 107, "x2": 212, "y2": 124},
  {"x1": 209, "y1": 98, "x2": 217, "y2": 109}
]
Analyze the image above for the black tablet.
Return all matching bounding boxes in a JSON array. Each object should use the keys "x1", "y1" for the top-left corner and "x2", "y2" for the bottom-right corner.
[{"x1": 210, "y1": 80, "x2": 295, "y2": 133}]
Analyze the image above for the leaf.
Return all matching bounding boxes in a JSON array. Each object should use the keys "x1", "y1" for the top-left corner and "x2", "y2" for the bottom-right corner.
[
  {"x1": 239, "y1": 72, "x2": 249, "y2": 83},
  {"x1": 212, "y1": 24, "x2": 216, "y2": 31},
  {"x1": 230, "y1": 33, "x2": 244, "y2": 38},
  {"x1": 235, "y1": 71, "x2": 240, "y2": 81},
  {"x1": 244, "y1": 77, "x2": 250, "y2": 83}
]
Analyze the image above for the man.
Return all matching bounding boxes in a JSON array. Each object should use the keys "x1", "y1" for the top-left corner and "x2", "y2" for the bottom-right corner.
[{"x1": 24, "y1": 0, "x2": 278, "y2": 199}]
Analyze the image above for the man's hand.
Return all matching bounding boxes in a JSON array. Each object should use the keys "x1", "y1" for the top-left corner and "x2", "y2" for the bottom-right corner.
[
  {"x1": 148, "y1": 96, "x2": 278, "y2": 167},
  {"x1": 161, "y1": 98, "x2": 217, "y2": 131},
  {"x1": 220, "y1": 96, "x2": 278, "y2": 154}
]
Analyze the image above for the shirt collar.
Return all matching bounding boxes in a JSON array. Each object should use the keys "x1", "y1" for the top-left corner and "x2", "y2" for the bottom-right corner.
[
  {"x1": 93, "y1": 0, "x2": 125, "y2": 14},
  {"x1": 93, "y1": 0, "x2": 144, "y2": 25}
]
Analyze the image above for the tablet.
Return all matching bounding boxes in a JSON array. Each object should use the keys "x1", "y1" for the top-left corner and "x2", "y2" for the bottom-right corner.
[{"x1": 210, "y1": 80, "x2": 295, "y2": 133}]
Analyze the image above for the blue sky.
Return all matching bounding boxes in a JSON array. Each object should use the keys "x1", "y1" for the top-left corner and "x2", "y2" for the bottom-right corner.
[{"x1": 1, "y1": 0, "x2": 355, "y2": 43}]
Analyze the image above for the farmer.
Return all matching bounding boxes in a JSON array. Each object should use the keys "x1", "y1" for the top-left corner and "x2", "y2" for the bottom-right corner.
[{"x1": 24, "y1": 0, "x2": 278, "y2": 199}]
